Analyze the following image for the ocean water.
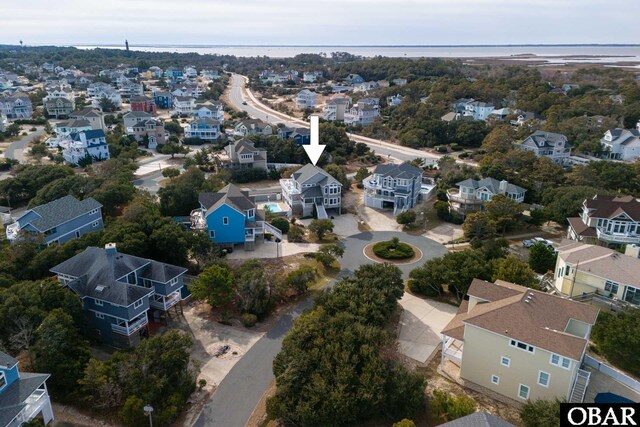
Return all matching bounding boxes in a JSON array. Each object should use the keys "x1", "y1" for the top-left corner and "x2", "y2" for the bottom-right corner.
[{"x1": 70, "y1": 44, "x2": 640, "y2": 64}]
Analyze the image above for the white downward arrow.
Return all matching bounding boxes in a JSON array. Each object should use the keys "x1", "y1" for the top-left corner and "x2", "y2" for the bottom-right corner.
[{"x1": 303, "y1": 115, "x2": 326, "y2": 166}]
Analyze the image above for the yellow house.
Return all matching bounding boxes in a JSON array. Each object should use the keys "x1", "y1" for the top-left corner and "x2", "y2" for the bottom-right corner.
[
  {"x1": 441, "y1": 279, "x2": 599, "y2": 403},
  {"x1": 553, "y1": 240, "x2": 640, "y2": 306}
]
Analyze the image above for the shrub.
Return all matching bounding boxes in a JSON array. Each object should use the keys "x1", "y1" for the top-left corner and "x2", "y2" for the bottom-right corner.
[
  {"x1": 396, "y1": 210, "x2": 417, "y2": 226},
  {"x1": 231, "y1": 168, "x2": 268, "y2": 183},
  {"x1": 528, "y1": 242, "x2": 557, "y2": 274},
  {"x1": 430, "y1": 390, "x2": 476, "y2": 423},
  {"x1": 182, "y1": 137, "x2": 206, "y2": 145},
  {"x1": 520, "y1": 399, "x2": 561, "y2": 427},
  {"x1": 435, "y1": 145, "x2": 448, "y2": 153},
  {"x1": 286, "y1": 265, "x2": 317, "y2": 294},
  {"x1": 373, "y1": 238, "x2": 414, "y2": 260},
  {"x1": 450, "y1": 143, "x2": 461, "y2": 151},
  {"x1": 270, "y1": 217, "x2": 290, "y2": 234},
  {"x1": 120, "y1": 396, "x2": 147, "y2": 427},
  {"x1": 288, "y1": 225, "x2": 304, "y2": 242},
  {"x1": 393, "y1": 420, "x2": 416, "y2": 427},
  {"x1": 241, "y1": 313, "x2": 258, "y2": 327},
  {"x1": 308, "y1": 219, "x2": 334, "y2": 240}
]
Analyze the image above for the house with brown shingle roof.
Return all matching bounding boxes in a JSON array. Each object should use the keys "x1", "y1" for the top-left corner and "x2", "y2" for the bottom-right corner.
[
  {"x1": 441, "y1": 278, "x2": 599, "y2": 404},
  {"x1": 567, "y1": 194, "x2": 640, "y2": 246},
  {"x1": 553, "y1": 240, "x2": 640, "y2": 307}
]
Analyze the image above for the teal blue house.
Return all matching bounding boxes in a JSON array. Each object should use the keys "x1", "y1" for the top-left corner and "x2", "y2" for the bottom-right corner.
[
  {"x1": 193, "y1": 184, "x2": 281, "y2": 251},
  {"x1": 0, "y1": 351, "x2": 54, "y2": 426}
]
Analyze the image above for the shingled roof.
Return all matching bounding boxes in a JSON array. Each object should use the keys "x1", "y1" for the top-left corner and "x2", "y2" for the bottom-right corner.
[
  {"x1": 584, "y1": 194, "x2": 640, "y2": 221},
  {"x1": 199, "y1": 184, "x2": 256, "y2": 216},
  {"x1": 18, "y1": 195, "x2": 102, "y2": 232},
  {"x1": 442, "y1": 279, "x2": 599, "y2": 360},
  {"x1": 373, "y1": 162, "x2": 422, "y2": 180}
]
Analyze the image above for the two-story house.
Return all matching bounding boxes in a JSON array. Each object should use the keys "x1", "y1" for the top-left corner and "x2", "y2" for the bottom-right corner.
[
  {"x1": 363, "y1": 162, "x2": 422, "y2": 215},
  {"x1": 553, "y1": 240, "x2": 640, "y2": 307},
  {"x1": 184, "y1": 118, "x2": 221, "y2": 141},
  {"x1": 130, "y1": 96, "x2": 157, "y2": 115},
  {"x1": 132, "y1": 119, "x2": 167, "y2": 149},
  {"x1": 50, "y1": 243, "x2": 188, "y2": 348},
  {"x1": 5, "y1": 195, "x2": 103, "y2": 245},
  {"x1": 295, "y1": 89, "x2": 318, "y2": 110},
  {"x1": 123, "y1": 111, "x2": 152, "y2": 134},
  {"x1": 447, "y1": 178, "x2": 527, "y2": 217},
  {"x1": 183, "y1": 66, "x2": 198, "y2": 78},
  {"x1": 463, "y1": 101, "x2": 495, "y2": 121},
  {"x1": 88, "y1": 84, "x2": 122, "y2": 109},
  {"x1": 322, "y1": 95, "x2": 351, "y2": 122},
  {"x1": 152, "y1": 91, "x2": 172, "y2": 109},
  {"x1": 69, "y1": 108, "x2": 106, "y2": 131},
  {"x1": 343, "y1": 74, "x2": 364, "y2": 85},
  {"x1": 516, "y1": 131, "x2": 572, "y2": 164},
  {"x1": 44, "y1": 98, "x2": 73, "y2": 118},
  {"x1": 172, "y1": 96, "x2": 195, "y2": 115},
  {"x1": 386, "y1": 94, "x2": 403, "y2": 107},
  {"x1": 441, "y1": 279, "x2": 599, "y2": 404},
  {"x1": 54, "y1": 119, "x2": 92, "y2": 137},
  {"x1": 164, "y1": 67, "x2": 184, "y2": 80},
  {"x1": 191, "y1": 184, "x2": 281, "y2": 251},
  {"x1": 600, "y1": 122, "x2": 640, "y2": 161},
  {"x1": 280, "y1": 164, "x2": 342, "y2": 218},
  {"x1": 567, "y1": 194, "x2": 640, "y2": 247},
  {"x1": 61, "y1": 129, "x2": 110, "y2": 165},
  {"x1": 234, "y1": 119, "x2": 272, "y2": 137},
  {"x1": 302, "y1": 71, "x2": 322, "y2": 83},
  {"x1": 344, "y1": 101, "x2": 380, "y2": 126},
  {"x1": 222, "y1": 138, "x2": 267, "y2": 170},
  {"x1": 148, "y1": 66, "x2": 163, "y2": 78},
  {"x1": 0, "y1": 95, "x2": 33, "y2": 119},
  {"x1": 0, "y1": 351, "x2": 54, "y2": 427},
  {"x1": 193, "y1": 101, "x2": 224, "y2": 122},
  {"x1": 277, "y1": 127, "x2": 311, "y2": 145}
]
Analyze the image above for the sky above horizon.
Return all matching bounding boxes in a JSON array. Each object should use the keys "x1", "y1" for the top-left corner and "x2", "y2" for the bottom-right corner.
[{"x1": 2, "y1": 0, "x2": 639, "y2": 46}]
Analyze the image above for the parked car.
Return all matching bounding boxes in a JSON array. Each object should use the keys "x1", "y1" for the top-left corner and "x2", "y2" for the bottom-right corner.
[{"x1": 523, "y1": 237, "x2": 554, "y2": 249}]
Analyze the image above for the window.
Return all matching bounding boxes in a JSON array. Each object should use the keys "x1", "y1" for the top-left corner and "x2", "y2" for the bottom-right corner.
[
  {"x1": 95, "y1": 312, "x2": 105, "y2": 319},
  {"x1": 538, "y1": 371, "x2": 550, "y2": 387},
  {"x1": 223, "y1": 217, "x2": 229, "y2": 225},
  {"x1": 510, "y1": 339, "x2": 534, "y2": 353},
  {"x1": 604, "y1": 280, "x2": 619, "y2": 295},
  {"x1": 623, "y1": 286, "x2": 640, "y2": 306},
  {"x1": 133, "y1": 299, "x2": 143, "y2": 309},
  {"x1": 247, "y1": 209, "x2": 254, "y2": 218},
  {"x1": 209, "y1": 230, "x2": 215, "y2": 238},
  {"x1": 491, "y1": 375, "x2": 500, "y2": 385},
  {"x1": 92, "y1": 221, "x2": 100, "y2": 227},
  {"x1": 0, "y1": 372, "x2": 6, "y2": 391},
  {"x1": 518, "y1": 384, "x2": 530, "y2": 400},
  {"x1": 94, "y1": 299, "x2": 103, "y2": 306},
  {"x1": 500, "y1": 356, "x2": 511, "y2": 367}
]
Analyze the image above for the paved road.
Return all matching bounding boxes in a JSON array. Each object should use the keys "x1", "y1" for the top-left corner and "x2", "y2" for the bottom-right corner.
[
  {"x1": 4, "y1": 127, "x2": 46, "y2": 162},
  {"x1": 228, "y1": 74, "x2": 447, "y2": 164},
  {"x1": 193, "y1": 231, "x2": 447, "y2": 427}
]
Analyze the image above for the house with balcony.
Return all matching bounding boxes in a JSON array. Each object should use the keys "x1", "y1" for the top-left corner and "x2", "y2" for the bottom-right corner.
[
  {"x1": 234, "y1": 119, "x2": 272, "y2": 136},
  {"x1": 152, "y1": 91, "x2": 172, "y2": 109},
  {"x1": 172, "y1": 96, "x2": 195, "y2": 115},
  {"x1": 184, "y1": 66, "x2": 197, "y2": 78},
  {"x1": 171, "y1": 84, "x2": 201, "y2": 99},
  {"x1": 184, "y1": 118, "x2": 221, "y2": 142},
  {"x1": 87, "y1": 84, "x2": 122, "y2": 109},
  {"x1": 600, "y1": 122, "x2": 640, "y2": 161},
  {"x1": 60, "y1": 129, "x2": 110, "y2": 165},
  {"x1": 123, "y1": 111, "x2": 152, "y2": 134},
  {"x1": 344, "y1": 101, "x2": 380, "y2": 126},
  {"x1": 322, "y1": 96, "x2": 350, "y2": 122},
  {"x1": 164, "y1": 67, "x2": 184, "y2": 80},
  {"x1": 447, "y1": 177, "x2": 526, "y2": 217},
  {"x1": 50, "y1": 243, "x2": 188, "y2": 348},
  {"x1": 280, "y1": 164, "x2": 342, "y2": 218},
  {"x1": 0, "y1": 94, "x2": 33, "y2": 119},
  {"x1": 200, "y1": 69, "x2": 220, "y2": 80},
  {"x1": 44, "y1": 98, "x2": 73, "y2": 118},
  {"x1": 516, "y1": 131, "x2": 572, "y2": 164},
  {"x1": 193, "y1": 101, "x2": 224, "y2": 122},
  {"x1": 132, "y1": 119, "x2": 167, "y2": 149},
  {"x1": 222, "y1": 138, "x2": 267, "y2": 170},
  {"x1": 277, "y1": 127, "x2": 311, "y2": 145},
  {"x1": 441, "y1": 278, "x2": 599, "y2": 404},
  {"x1": 295, "y1": 89, "x2": 317, "y2": 110},
  {"x1": 130, "y1": 96, "x2": 157, "y2": 115},
  {"x1": 0, "y1": 351, "x2": 54, "y2": 427},
  {"x1": 363, "y1": 162, "x2": 422, "y2": 215},
  {"x1": 5, "y1": 195, "x2": 103, "y2": 245},
  {"x1": 70, "y1": 108, "x2": 105, "y2": 130},
  {"x1": 192, "y1": 184, "x2": 282, "y2": 251},
  {"x1": 567, "y1": 194, "x2": 640, "y2": 247},
  {"x1": 553, "y1": 240, "x2": 640, "y2": 307}
]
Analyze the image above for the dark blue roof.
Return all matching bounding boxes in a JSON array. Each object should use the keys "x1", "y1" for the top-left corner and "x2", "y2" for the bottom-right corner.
[{"x1": 70, "y1": 129, "x2": 106, "y2": 141}]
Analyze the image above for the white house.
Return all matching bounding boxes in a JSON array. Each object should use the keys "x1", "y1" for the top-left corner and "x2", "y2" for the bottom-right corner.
[
  {"x1": 234, "y1": 119, "x2": 272, "y2": 136},
  {"x1": 322, "y1": 96, "x2": 350, "y2": 121},
  {"x1": 193, "y1": 101, "x2": 224, "y2": 122},
  {"x1": 516, "y1": 131, "x2": 572, "y2": 164},
  {"x1": 184, "y1": 118, "x2": 221, "y2": 141},
  {"x1": 280, "y1": 164, "x2": 342, "y2": 218},
  {"x1": 344, "y1": 101, "x2": 380, "y2": 126},
  {"x1": 447, "y1": 177, "x2": 526, "y2": 217},
  {"x1": 184, "y1": 66, "x2": 198, "y2": 78},
  {"x1": 303, "y1": 71, "x2": 322, "y2": 83},
  {"x1": 61, "y1": 129, "x2": 110, "y2": 165},
  {"x1": 173, "y1": 96, "x2": 196, "y2": 115},
  {"x1": 600, "y1": 122, "x2": 640, "y2": 161},
  {"x1": 295, "y1": 89, "x2": 318, "y2": 110},
  {"x1": 386, "y1": 94, "x2": 403, "y2": 107},
  {"x1": 123, "y1": 111, "x2": 152, "y2": 134}
]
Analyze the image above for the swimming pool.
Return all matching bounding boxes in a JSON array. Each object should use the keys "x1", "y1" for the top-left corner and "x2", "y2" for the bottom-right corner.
[{"x1": 263, "y1": 202, "x2": 283, "y2": 213}]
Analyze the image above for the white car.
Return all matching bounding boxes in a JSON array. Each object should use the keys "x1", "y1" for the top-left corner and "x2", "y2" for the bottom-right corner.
[{"x1": 523, "y1": 237, "x2": 554, "y2": 249}]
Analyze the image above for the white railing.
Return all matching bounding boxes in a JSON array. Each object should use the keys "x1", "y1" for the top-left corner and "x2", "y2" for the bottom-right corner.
[
  {"x1": 263, "y1": 222, "x2": 283, "y2": 240},
  {"x1": 5, "y1": 222, "x2": 20, "y2": 241},
  {"x1": 150, "y1": 292, "x2": 181, "y2": 310},
  {"x1": 584, "y1": 355, "x2": 640, "y2": 392},
  {"x1": 15, "y1": 389, "x2": 49, "y2": 425},
  {"x1": 596, "y1": 228, "x2": 640, "y2": 244},
  {"x1": 569, "y1": 368, "x2": 591, "y2": 403},
  {"x1": 111, "y1": 315, "x2": 148, "y2": 335}
]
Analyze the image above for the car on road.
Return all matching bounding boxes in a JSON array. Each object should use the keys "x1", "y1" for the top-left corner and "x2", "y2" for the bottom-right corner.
[
  {"x1": 523, "y1": 237, "x2": 555, "y2": 249},
  {"x1": 242, "y1": 101, "x2": 247, "y2": 105}
]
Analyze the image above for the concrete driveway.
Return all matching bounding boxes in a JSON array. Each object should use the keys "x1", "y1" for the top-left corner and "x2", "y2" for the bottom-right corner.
[{"x1": 398, "y1": 293, "x2": 457, "y2": 364}]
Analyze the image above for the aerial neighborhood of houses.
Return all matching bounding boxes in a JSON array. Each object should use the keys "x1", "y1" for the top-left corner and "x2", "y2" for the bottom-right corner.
[{"x1": 2, "y1": 50, "x2": 640, "y2": 427}]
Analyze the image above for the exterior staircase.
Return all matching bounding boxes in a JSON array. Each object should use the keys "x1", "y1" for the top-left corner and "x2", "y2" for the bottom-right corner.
[
  {"x1": 263, "y1": 222, "x2": 283, "y2": 241},
  {"x1": 569, "y1": 369, "x2": 591, "y2": 403},
  {"x1": 315, "y1": 203, "x2": 328, "y2": 219}
]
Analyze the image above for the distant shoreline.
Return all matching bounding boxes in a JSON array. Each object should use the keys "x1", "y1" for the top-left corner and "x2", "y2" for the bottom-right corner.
[{"x1": 23, "y1": 43, "x2": 640, "y2": 48}]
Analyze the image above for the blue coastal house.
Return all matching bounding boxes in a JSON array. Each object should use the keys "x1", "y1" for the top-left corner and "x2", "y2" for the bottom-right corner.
[
  {"x1": 5, "y1": 196, "x2": 103, "y2": 245},
  {"x1": 191, "y1": 184, "x2": 281, "y2": 251},
  {"x1": 0, "y1": 351, "x2": 54, "y2": 427},
  {"x1": 363, "y1": 162, "x2": 423, "y2": 215},
  {"x1": 164, "y1": 67, "x2": 184, "y2": 80},
  {"x1": 277, "y1": 127, "x2": 311, "y2": 145},
  {"x1": 152, "y1": 91, "x2": 173, "y2": 109},
  {"x1": 50, "y1": 243, "x2": 188, "y2": 348}
]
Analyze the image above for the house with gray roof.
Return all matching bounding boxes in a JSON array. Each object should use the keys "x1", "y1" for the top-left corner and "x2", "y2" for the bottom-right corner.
[
  {"x1": 280, "y1": 164, "x2": 342, "y2": 218},
  {"x1": 5, "y1": 195, "x2": 103, "y2": 245},
  {"x1": 516, "y1": 130, "x2": 572, "y2": 164},
  {"x1": 44, "y1": 97, "x2": 73, "y2": 118},
  {"x1": 0, "y1": 351, "x2": 53, "y2": 427},
  {"x1": 222, "y1": 138, "x2": 267, "y2": 170},
  {"x1": 191, "y1": 184, "x2": 281, "y2": 251},
  {"x1": 600, "y1": 122, "x2": 640, "y2": 161},
  {"x1": 0, "y1": 94, "x2": 32, "y2": 119},
  {"x1": 363, "y1": 162, "x2": 423, "y2": 215},
  {"x1": 50, "y1": 243, "x2": 188, "y2": 348},
  {"x1": 447, "y1": 178, "x2": 526, "y2": 217}
]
